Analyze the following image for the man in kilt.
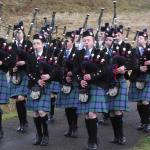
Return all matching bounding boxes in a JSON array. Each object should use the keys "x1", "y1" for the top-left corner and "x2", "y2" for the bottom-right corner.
[
  {"x1": 76, "y1": 29, "x2": 110, "y2": 150},
  {"x1": 0, "y1": 37, "x2": 16, "y2": 139},
  {"x1": 26, "y1": 33, "x2": 52, "y2": 146},
  {"x1": 41, "y1": 25, "x2": 62, "y2": 122},
  {"x1": 98, "y1": 23, "x2": 111, "y2": 125},
  {"x1": 9, "y1": 21, "x2": 32, "y2": 133},
  {"x1": 128, "y1": 31, "x2": 150, "y2": 132},
  {"x1": 56, "y1": 31, "x2": 79, "y2": 138},
  {"x1": 106, "y1": 25, "x2": 132, "y2": 145},
  {"x1": 0, "y1": 108, "x2": 3, "y2": 139}
]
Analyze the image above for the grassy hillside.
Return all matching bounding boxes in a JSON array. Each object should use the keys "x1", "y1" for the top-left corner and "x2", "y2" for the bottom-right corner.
[
  {"x1": 1, "y1": 0, "x2": 150, "y2": 16},
  {"x1": 0, "y1": 0, "x2": 149, "y2": 41}
]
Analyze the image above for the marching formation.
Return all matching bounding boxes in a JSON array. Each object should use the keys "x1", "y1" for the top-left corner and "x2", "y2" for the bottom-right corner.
[{"x1": 0, "y1": 2, "x2": 150, "y2": 150}]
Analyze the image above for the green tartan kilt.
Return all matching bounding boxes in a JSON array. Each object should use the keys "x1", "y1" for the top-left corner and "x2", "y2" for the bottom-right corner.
[
  {"x1": 106, "y1": 77, "x2": 129, "y2": 111},
  {"x1": 77, "y1": 84, "x2": 108, "y2": 114}
]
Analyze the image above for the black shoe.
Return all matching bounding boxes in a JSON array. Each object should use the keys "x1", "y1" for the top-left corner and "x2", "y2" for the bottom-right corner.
[
  {"x1": 33, "y1": 135, "x2": 42, "y2": 145},
  {"x1": 0, "y1": 130, "x2": 4, "y2": 139},
  {"x1": 136, "y1": 123, "x2": 145, "y2": 131},
  {"x1": 16, "y1": 125, "x2": 27, "y2": 133},
  {"x1": 20, "y1": 127, "x2": 26, "y2": 133},
  {"x1": 117, "y1": 137, "x2": 126, "y2": 145},
  {"x1": 16, "y1": 127, "x2": 22, "y2": 132},
  {"x1": 98, "y1": 119, "x2": 104, "y2": 124},
  {"x1": 64, "y1": 129, "x2": 72, "y2": 137},
  {"x1": 22, "y1": 123, "x2": 28, "y2": 132},
  {"x1": 98, "y1": 119, "x2": 109, "y2": 126},
  {"x1": 71, "y1": 129, "x2": 78, "y2": 138},
  {"x1": 143, "y1": 124, "x2": 150, "y2": 133},
  {"x1": 40, "y1": 136, "x2": 49, "y2": 146},
  {"x1": 48, "y1": 116, "x2": 55, "y2": 123},
  {"x1": 86, "y1": 143, "x2": 98, "y2": 150},
  {"x1": 109, "y1": 138, "x2": 119, "y2": 144}
]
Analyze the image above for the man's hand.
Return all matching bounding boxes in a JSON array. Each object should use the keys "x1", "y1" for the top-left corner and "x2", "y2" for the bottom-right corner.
[
  {"x1": 38, "y1": 79, "x2": 45, "y2": 87},
  {"x1": 83, "y1": 74, "x2": 91, "y2": 81},
  {"x1": 140, "y1": 66, "x2": 148, "y2": 72},
  {"x1": 80, "y1": 80, "x2": 88, "y2": 88},
  {"x1": 67, "y1": 71, "x2": 72, "y2": 77},
  {"x1": 16, "y1": 61, "x2": 26, "y2": 66},
  {"x1": 66, "y1": 76, "x2": 72, "y2": 83},
  {"x1": 0, "y1": 61, "x2": 3, "y2": 66},
  {"x1": 144, "y1": 60, "x2": 150, "y2": 66},
  {"x1": 116, "y1": 66, "x2": 126, "y2": 74},
  {"x1": 41, "y1": 74, "x2": 50, "y2": 81}
]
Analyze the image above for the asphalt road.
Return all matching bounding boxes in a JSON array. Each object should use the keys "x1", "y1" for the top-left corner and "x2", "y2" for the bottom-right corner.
[{"x1": 0, "y1": 103, "x2": 149, "y2": 150}]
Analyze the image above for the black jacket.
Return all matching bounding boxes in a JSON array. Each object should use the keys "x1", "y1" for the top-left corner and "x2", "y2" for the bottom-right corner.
[
  {"x1": 130, "y1": 45, "x2": 150, "y2": 82},
  {"x1": 26, "y1": 48, "x2": 53, "y2": 89},
  {"x1": 75, "y1": 47, "x2": 112, "y2": 89}
]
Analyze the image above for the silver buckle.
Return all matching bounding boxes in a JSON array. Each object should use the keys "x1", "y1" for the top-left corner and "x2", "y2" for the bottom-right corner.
[{"x1": 61, "y1": 85, "x2": 71, "y2": 94}]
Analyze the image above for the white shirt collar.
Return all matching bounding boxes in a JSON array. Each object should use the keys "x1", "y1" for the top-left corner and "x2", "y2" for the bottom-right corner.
[
  {"x1": 107, "y1": 47, "x2": 111, "y2": 51},
  {"x1": 84, "y1": 47, "x2": 93, "y2": 54},
  {"x1": 66, "y1": 48, "x2": 72, "y2": 55},
  {"x1": 16, "y1": 39, "x2": 23, "y2": 45},
  {"x1": 118, "y1": 40, "x2": 123, "y2": 45},
  {"x1": 36, "y1": 50, "x2": 43, "y2": 57},
  {"x1": 66, "y1": 48, "x2": 72, "y2": 52},
  {"x1": 139, "y1": 47, "x2": 144, "y2": 55},
  {"x1": 89, "y1": 48, "x2": 93, "y2": 54}
]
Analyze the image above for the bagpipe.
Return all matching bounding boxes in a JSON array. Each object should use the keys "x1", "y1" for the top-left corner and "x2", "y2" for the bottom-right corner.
[
  {"x1": 75, "y1": 14, "x2": 90, "y2": 50},
  {"x1": 29, "y1": 61, "x2": 43, "y2": 101},
  {"x1": 77, "y1": 56, "x2": 108, "y2": 102},
  {"x1": 107, "y1": 27, "x2": 133, "y2": 97},
  {"x1": 54, "y1": 38, "x2": 74, "y2": 95},
  {"x1": 77, "y1": 48, "x2": 107, "y2": 103},
  {"x1": 77, "y1": 48, "x2": 96, "y2": 103},
  {"x1": 10, "y1": 8, "x2": 39, "y2": 85},
  {"x1": 44, "y1": 12, "x2": 65, "y2": 66},
  {"x1": 0, "y1": 25, "x2": 16, "y2": 73},
  {"x1": 47, "y1": 11, "x2": 56, "y2": 44},
  {"x1": 112, "y1": 1, "x2": 117, "y2": 28},
  {"x1": 77, "y1": 69, "x2": 90, "y2": 103},
  {"x1": 122, "y1": 30, "x2": 148, "y2": 90},
  {"x1": 48, "y1": 37, "x2": 62, "y2": 65},
  {"x1": 29, "y1": 47, "x2": 54, "y2": 101},
  {"x1": 0, "y1": 26, "x2": 10, "y2": 62},
  {"x1": 95, "y1": 8, "x2": 105, "y2": 50},
  {"x1": 61, "y1": 46, "x2": 77, "y2": 95},
  {"x1": 139, "y1": 46, "x2": 150, "y2": 73},
  {"x1": 48, "y1": 26, "x2": 65, "y2": 65},
  {"x1": 106, "y1": 54, "x2": 122, "y2": 97},
  {"x1": 135, "y1": 45, "x2": 150, "y2": 90}
]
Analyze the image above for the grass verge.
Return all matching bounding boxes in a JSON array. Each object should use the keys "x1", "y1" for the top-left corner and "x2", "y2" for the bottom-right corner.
[{"x1": 134, "y1": 136, "x2": 150, "y2": 150}]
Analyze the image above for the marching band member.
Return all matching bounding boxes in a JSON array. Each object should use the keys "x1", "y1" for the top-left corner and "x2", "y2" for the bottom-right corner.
[
  {"x1": 76, "y1": 29, "x2": 110, "y2": 150},
  {"x1": 0, "y1": 108, "x2": 3, "y2": 139},
  {"x1": 26, "y1": 34, "x2": 52, "y2": 146},
  {"x1": 41, "y1": 25, "x2": 62, "y2": 122},
  {"x1": 106, "y1": 26, "x2": 132, "y2": 145},
  {"x1": 128, "y1": 31, "x2": 150, "y2": 132},
  {"x1": 56, "y1": 31, "x2": 79, "y2": 138},
  {"x1": 9, "y1": 21, "x2": 32, "y2": 133},
  {"x1": 0, "y1": 37, "x2": 16, "y2": 139},
  {"x1": 98, "y1": 23, "x2": 111, "y2": 125}
]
